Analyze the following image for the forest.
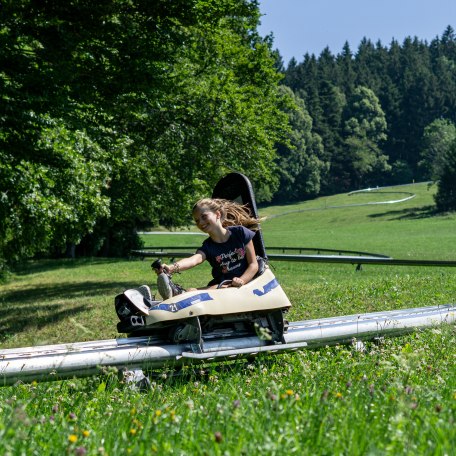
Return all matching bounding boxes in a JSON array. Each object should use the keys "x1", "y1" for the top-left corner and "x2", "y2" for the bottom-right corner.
[
  {"x1": 1, "y1": 0, "x2": 456, "y2": 272},
  {"x1": 275, "y1": 25, "x2": 456, "y2": 204}
]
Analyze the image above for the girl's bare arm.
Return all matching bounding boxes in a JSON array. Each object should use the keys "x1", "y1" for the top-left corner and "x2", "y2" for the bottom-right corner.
[{"x1": 162, "y1": 251, "x2": 206, "y2": 274}]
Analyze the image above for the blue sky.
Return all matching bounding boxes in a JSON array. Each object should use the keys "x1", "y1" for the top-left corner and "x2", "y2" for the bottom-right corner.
[{"x1": 258, "y1": 0, "x2": 456, "y2": 64}]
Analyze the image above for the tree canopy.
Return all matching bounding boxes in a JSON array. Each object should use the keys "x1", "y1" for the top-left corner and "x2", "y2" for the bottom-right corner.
[
  {"x1": 283, "y1": 25, "x2": 456, "y2": 193},
  {"x1": 0, "y1": 0, "x2": 289, "y2": 267},
  {"x1": 434, "y1": 138, "x2": 456, "y2": 212},
  {"x1": 2, "y1": 4, "x2": 456, "y2": 271}
]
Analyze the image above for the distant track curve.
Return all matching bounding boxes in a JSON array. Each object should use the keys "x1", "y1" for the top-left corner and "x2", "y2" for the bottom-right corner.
[{"x1": 266, "y1": 187, "x2": 416, "y2": 220}]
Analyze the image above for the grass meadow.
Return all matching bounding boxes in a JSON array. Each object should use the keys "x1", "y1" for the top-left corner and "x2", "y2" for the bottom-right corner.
[{"x1": 1, "y1": 182, "x2": 456, "y2": 455}]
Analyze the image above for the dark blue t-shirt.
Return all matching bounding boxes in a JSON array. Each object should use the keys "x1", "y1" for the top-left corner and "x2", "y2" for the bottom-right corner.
[{"x1": 198, "y1": 226, "x2": 255, "y2": 284}]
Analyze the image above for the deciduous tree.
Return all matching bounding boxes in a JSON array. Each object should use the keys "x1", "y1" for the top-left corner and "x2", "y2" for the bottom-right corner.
[
  {"x1": 273, "y1": 86, "x2": 326, "y2": 202},
  {"x1": 0, "y1": 0, "x2": 289, "y2": 265},
  {"x1": 336, "y1": 86, "x2": 389, "y2": 189}
]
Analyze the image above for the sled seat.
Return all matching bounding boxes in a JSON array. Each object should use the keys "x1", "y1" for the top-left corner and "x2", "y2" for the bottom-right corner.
[{"x1": 212, "y1": 172, "x2": 267, "y2": 261}]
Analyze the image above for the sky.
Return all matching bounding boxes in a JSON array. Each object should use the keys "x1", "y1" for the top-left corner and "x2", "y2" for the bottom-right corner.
[{"x1": 258, "y1": 0, "x2": 456, "y2": 65}]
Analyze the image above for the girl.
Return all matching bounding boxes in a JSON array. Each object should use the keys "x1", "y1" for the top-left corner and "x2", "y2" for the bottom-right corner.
[{"x1": 156, "y1": 198, "x2": 260, "y2": 298}]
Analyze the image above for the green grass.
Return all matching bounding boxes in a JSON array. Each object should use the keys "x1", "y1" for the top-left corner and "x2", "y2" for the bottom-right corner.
[
  {"x1": 1, "y1": 182, "x2": 456, "y2": 455},
  {"x1": 260, "y1": 182, "x2": 454, "y2": 259},
  {"x1": 141, "y1": 182, "x2": 455, "y2": 259}
]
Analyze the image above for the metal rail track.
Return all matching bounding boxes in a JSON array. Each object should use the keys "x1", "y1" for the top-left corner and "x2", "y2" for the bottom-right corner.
[
  {"x1": 131, "y1": 249, "x2": 456, "y2": 268},
  {"x1": 133, "y1": 246, "x2": 392, "y2": 258},
  {"x1": 1, "y1": 304, "x2": 455, "y2": 387}
]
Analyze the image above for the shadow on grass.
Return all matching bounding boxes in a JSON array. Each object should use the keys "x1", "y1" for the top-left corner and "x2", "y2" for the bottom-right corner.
[
  {"x1": 12, "y1": 258, "x2": 133, "y2": 276},
  {"x1": 146, "y1": 355, "x2": 283, "y2": 386},
  {"x1": 0, "y1": 304, "x2": 87, "y2": 342},
  {"x1": 0, "y1": 281, "x2": 135, "y2": 306},
  {"x1": 368, "y1": 205, "x2": 437, "y2": 221},
  {"x1": 0, "y1": 280, "x2": 136, "y2": 341},
  {"x1": 147, "y1": 359, "x2": 251, "y2": 384}
]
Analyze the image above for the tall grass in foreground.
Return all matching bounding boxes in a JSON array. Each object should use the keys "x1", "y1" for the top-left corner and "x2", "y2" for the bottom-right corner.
[
  {"x1": 1, "y1": 329, "x2": 455, "y2": 455},
  {"x1": 0, "y1": 182, "x2": 455, "y2": 455}
]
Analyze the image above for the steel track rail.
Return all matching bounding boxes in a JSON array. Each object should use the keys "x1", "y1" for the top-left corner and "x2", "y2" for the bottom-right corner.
[
  {"x1": 131, "y1": 250, "x2": 456, "y2": 268},
  {"x1": 1, "y1": 304, "x2": 455, "y2": 386}
]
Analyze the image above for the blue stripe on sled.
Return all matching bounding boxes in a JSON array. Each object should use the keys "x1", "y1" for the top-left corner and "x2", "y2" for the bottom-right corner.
[
  {"x1": 253, "y1": 279, "x2": 279, "y2": 297},
  {"x1": 150, "y1": 292, "x2": 214, "y2": 313}
]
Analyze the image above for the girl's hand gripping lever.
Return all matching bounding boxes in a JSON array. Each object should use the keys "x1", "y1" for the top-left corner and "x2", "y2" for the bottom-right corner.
[{"x1": 151, "y1": 259, "x2": 164, "y2": 275}]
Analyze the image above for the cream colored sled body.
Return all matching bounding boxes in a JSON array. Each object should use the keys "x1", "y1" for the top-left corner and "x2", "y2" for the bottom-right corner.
[
  {"x1": 115, "y1": 267, "x2": 291, "y2": 343},
  {"x1": 145, "y1": 268, "x2": 290, "y2": 324}
]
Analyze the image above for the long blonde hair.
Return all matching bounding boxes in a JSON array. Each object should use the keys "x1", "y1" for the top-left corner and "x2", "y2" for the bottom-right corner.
[{"x1": 192, "y1": 198, "x2": 261, "y2": 230}]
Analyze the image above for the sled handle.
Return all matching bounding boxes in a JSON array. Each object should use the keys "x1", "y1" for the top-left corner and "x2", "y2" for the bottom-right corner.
[
  {"x1": 151, "y1": 259, "x2": 163, "y2": 272},
  {"x1": 217, "y1": 280, "x2": 233, "y2": 289}
]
